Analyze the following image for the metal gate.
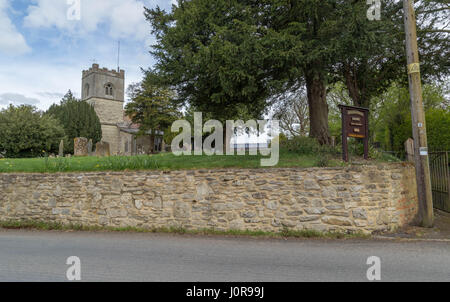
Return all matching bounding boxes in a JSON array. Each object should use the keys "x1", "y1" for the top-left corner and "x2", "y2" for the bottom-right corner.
[{"x1": 429, "y1": 151, "x2": 450, "y2": 212}]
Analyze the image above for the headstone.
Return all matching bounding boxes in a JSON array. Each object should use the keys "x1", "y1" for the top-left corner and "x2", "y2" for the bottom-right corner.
[
  {"x1": 74, "y1": 137, "x2": 89, "y2": 157},
  {"x1": 95, "y1": 141, "x2": 111, "y2": 157},
  {"x1": 405, "y1": 138, "x2": 414, "y2": 162},
  {"x1": 58, "y1": 140, "x2": 64, "y2": 158},
  {"x1": 87, "y1": 139, "x2": 93, "y2": 156}
]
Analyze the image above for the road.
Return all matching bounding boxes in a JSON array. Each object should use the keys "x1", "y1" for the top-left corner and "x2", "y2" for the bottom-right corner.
[{"x1": 0, "y1": 230, "x2": 448, "y2": 282}]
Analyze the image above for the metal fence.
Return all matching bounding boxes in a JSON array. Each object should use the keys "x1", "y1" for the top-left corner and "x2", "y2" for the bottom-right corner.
[{"x1": 429, "y1": 151, "x2": 450, "y2": 213}]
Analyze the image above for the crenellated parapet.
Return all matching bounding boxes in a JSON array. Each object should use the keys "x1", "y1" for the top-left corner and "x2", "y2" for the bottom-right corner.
[{"x1": 82, "y1": 63, "x2": 125, "y2": 79}]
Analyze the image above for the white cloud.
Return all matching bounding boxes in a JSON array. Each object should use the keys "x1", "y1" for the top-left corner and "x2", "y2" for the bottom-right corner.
[
  {"x1": 0, "y1": 93, "x2": 40, "y2": 106},
  {"x1": 0, "y1": 58, "x2": 148, "y2": 111},
  {"x1": 0, "y1": 61, "x2": 81, "y2": 110},
  {"x1": 0, "y1": 0, "x2": 160, "y2": 111},
  {"x1": 36, "y1": 92, "x2": 65, "y2": 99},
  {"x1": 24, "y1": 0, "x2": 151, "y2": 41},
  {"x1": 0, "y1": 0, "x2": 31, "y2": 55}
]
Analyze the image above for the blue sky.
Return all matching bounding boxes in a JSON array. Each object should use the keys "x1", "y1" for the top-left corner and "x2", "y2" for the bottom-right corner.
[{"x1": 0, "y1": 0, "x2": 176, "y2": 110}]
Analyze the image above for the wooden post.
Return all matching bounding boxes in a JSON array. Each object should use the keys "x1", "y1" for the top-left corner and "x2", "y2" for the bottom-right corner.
[
  {"x1": 341, "y1": 107, "x2": 348, "y2": 162},
  {"x1": 404, "y1": 138, "x2": 414, "y2": 162},
  {"x1": 363, "y1": 110, "x2": 369, "y2": 160},
  {"x1": 403, "y1": 0, "x2": 434, "y2": 227}
]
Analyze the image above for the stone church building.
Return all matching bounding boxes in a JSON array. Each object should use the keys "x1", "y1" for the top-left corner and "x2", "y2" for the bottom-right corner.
[{"x1": 81, "y1": 64, "x2": 163, "y2": 155}]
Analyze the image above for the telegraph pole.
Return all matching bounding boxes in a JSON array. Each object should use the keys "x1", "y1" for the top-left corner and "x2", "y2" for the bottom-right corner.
[{"x1": 403, "y1": 0, "x2": 434, "y2": 227}]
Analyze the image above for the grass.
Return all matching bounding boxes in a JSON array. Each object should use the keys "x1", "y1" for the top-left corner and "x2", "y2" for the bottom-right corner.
[
  {"x1": 0, "y1": 149, "x2": 344, "y2": 173},
  {"x1": 0, "y1": 220, "x2": 370, "y2": 240}
]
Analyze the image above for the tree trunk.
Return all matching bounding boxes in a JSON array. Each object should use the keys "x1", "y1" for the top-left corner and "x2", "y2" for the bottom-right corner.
[
  {"x1": 305, "y1": 70, "x2": 331, "y2": 145},
  {"x1": 343, "y1": 64, "x2": 371, "y2": 108},
  {"x1": 223, "y1": 127, "x2": 230, "y2": 154},
  {"x1": 343, "y1": 64, "x2": 362, "y2": 107},
  {"x1": 150, "y1": 133, "x2": 155, "y2": 154}
]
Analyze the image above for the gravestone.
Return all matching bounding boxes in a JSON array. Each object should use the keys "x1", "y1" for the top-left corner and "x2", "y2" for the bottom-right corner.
[
  {"x1": 95, "y1": 141, "x2": 110, "y2": 157},
  {"x1": 58, "y1": 140, "x2": 64, "y2": 158},
  {"x1": 74, "y1": 137, "x2": 88, "y2": 157},
  {"x1": 87, "y1": 139, "x2": 93, "y2": 156}
]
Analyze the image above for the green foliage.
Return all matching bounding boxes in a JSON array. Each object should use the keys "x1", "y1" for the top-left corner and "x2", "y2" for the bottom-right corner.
[
  {"x1": 146, "y1": 1, "x2": 449, "y2": 146},
  {"x1": 424, "y1": 108, "x2": 450, "y2": 151},
  {"x1": 162, "y1": 125, "x2": 182, "y2": 147},
  {"x1": 145, "y1": 0, "x2": 275, "y2": 123},
  {"x1": 0, "y1": 220, "x2": 369, "y2": 239},
  {"x1": 281, "y1": 137, "x2": 321, "y2": 155},
  {"x1": 0, "y1": 105, "x2": 65, "y2": 158},
  {"x1": 281, "y1": 136, "x2": 339, "y2": 156},
  {"x1": 0, "y1": 150, "x2": 343, "y2": 173},
  {"x1": 328, "y1": 1, "x2": 449, "y2": 108},
  {"x1": 278, "y1": 133, "x2": 288, "y2": 144},
  {"x1": 315, "y1": 154, "x2": 330, "y2": 167},
  {"x1": 46, "y1": 90, "x2": 102, "y2": 153},
  {"x1": 374, "y1": 83, "x2": 449, "y2": 152},
  {"x1": 125, "y1": 79, "x2": 180, "y2": 136}
]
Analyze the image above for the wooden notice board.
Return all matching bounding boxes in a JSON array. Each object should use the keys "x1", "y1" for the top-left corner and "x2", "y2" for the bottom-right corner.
[{"x1": 338, "y1": 105, "x2": 369, "y2": 162}]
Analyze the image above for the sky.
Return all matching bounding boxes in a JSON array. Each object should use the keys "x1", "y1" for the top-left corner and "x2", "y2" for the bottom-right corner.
[{"x1": 0, "y1": 0, "x2": 177, "y2": 111}]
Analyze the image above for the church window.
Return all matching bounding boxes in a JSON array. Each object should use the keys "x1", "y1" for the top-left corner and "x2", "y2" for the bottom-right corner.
[{"x1": 105, "y1": 83, "x2": 114, "y2": 96}]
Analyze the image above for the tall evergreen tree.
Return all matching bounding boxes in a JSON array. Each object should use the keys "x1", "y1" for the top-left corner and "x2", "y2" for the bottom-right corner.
[
  {"x1": 329, "y1": 0, "x2": 449, "y2": 108},
  {"x1": 145, "y1": 0, "x2": 348, "y2": 145},
  {"x1": 145, "y1": 0, "x2": 278, "y2": 125},
  {"x1": 145, "y1": 0, "x2": 449, "y2": 145},
  {"x1": 125, "y1": 76, "x2": 180, "y2": 153},
  {"x1": 46, "y1": 90, "x2": 102, "y2": 153}
]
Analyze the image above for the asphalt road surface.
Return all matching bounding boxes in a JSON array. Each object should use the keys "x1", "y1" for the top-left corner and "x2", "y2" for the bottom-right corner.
[{"x1": 0, "y1": 230, "x2": 448, "y2": 282}]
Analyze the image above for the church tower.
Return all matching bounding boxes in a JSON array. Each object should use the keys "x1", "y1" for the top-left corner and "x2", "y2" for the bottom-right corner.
[{"x1": 81, "y1": 63, "x2": 125, "y2": 154}]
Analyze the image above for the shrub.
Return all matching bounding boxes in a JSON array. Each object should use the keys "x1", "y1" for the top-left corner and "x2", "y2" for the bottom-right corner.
[
  {"x1": 281, "y1": 136, "x2": 340, "y2": 156},
  {"x1": 316, "y1": 154, "x2": 330, "y2": 167},
  {"x1": 0, "y1": 105, "x2": 65, "y2": 158},
  {"x1": 281, "y1": 136, "x2": 321, "y2": 154},
  {"x1": 426, "y1": 108, "x2": 450, "y2": 151}
]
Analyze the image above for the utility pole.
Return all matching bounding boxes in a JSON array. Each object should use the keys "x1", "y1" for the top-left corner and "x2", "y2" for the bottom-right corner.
[{"x1": 403, "y1": 0, "x2": 434, "y2": 227}]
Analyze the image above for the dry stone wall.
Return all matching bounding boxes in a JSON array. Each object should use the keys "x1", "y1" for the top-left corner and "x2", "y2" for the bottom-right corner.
[{"x1": 0, "y1": 163, "x2": 419, "y2": 234}]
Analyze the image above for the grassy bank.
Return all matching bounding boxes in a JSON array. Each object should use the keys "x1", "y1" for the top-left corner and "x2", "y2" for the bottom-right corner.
[
  {"x1": 0, "y1": 150, "x2": 344, "y2": 173},
  {"x1": 0, "y1": 220, "x2": 370, "y2": 240}
]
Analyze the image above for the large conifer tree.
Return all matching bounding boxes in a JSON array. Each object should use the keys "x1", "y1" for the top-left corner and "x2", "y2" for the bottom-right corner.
[{"x1": 46, "y1": 90, "x2": 102, "y2": 153}]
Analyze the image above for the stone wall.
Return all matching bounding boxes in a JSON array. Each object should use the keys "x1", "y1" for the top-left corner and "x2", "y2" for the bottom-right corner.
[
  {"x1": 99, "y1": 124, "x2": 121, "y2": 155},
  {"x1": 87, "y1": 98, "x2": 124, "y2": 125},
  {"x1": 0, "y1": 163, "x2": 419, "y2": 234}
]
